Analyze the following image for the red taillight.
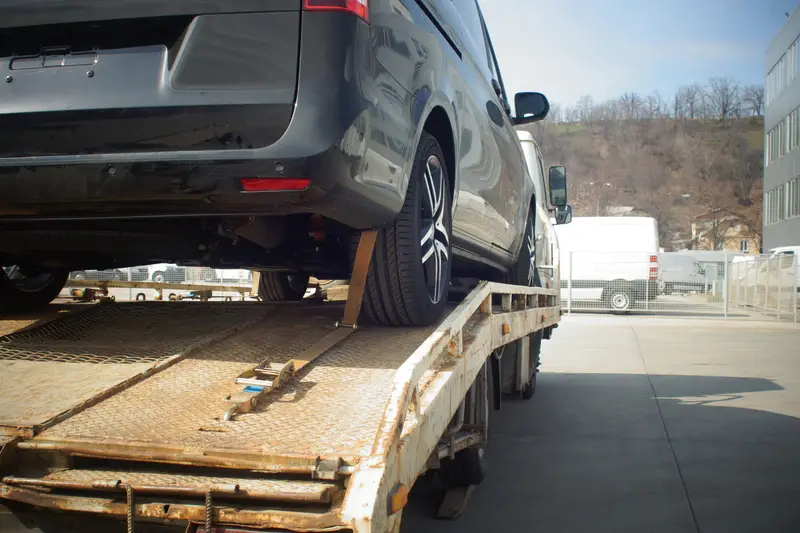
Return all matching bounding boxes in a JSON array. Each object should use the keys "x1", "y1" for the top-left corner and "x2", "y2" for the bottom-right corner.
[
  {"x1": 240, "y1": 178, "x2": 311, "y2": 192},
  {"x1": 304, "y1": 0, "x2": 369, "y2": 21},
  {"x1": 649, "y1": 255, "x2": 658, "y2": 280}
]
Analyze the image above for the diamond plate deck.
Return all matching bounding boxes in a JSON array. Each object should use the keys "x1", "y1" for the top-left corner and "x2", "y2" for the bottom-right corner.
[
  {"x1": 0, "y1": 302, "x2": 269, "y2": 430},
  {"x1": 5, "y1": 468, "x2": 339, "y2": 503},
  {"x1": 37, "y1": 304, "x2": 439, "y2": 461},
  {"x1": 0, "y1": 302, "x2": 268, "y2": 364}
]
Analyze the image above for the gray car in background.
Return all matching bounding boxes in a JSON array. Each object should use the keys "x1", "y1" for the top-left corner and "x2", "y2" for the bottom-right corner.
[{"x1": 0, "y1": 0, "x2": 563, "y2": 324}]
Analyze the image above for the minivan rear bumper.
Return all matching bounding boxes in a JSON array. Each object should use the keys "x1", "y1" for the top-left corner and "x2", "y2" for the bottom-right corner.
[{"x1": 0, "y1": 11, "x2": 409, "y2": 230}]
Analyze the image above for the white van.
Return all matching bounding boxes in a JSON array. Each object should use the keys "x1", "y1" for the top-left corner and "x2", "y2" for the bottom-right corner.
[
  {"x1": 746, "y1": 246, "x2": 800, "y2": 292},
  {"x1": 555, "y1": 216, "x2": 660, "y2": 310}
]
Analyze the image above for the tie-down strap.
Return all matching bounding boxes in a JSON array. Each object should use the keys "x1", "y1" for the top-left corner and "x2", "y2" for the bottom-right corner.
[{"x1": 222, "y1": 230, "x2": 377, "y2": 421}]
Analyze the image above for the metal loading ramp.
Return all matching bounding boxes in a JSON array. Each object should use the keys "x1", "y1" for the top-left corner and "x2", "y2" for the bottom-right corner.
[
  {"x1": 29, "y1": 302, "x2": 437, "y2": 461},
  {"x1": 0, "y1": 282, "x2": 560, "y2": 533},
  {"x1": 0, "y1": 302, "x2": 269, "y2": 441}
]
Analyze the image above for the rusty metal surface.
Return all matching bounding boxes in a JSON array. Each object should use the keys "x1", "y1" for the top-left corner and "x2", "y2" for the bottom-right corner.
[
  {"x1": 0, "y1": 360, "x2": 155, "y2": 428},
  {"x1": 36, "y1": 304, "x2": 437, "y2": 460},
  {"x1": 5, "y1": 468, "x2": 339, "y2": 503},
  {"x1": 0, "y1": 302, "x2": 267, "y2": 364},
  {"x1": 0, "y1": 485, "x2": 350, "y2": 532},
  {"x1": 0, "y1": 302, "x2": 269, "y2": 430},
  {"x1": 341, "y1": 281, "x2": 562, "y2": 532},
  {"x1": 0, "y1": 305, "x2": 76, "y2": 337}
]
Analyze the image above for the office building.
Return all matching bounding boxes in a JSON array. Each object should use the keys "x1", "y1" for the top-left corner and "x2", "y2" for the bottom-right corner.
[{"x1": 763, "y1": 6, "x2": 800, "y2": 250}]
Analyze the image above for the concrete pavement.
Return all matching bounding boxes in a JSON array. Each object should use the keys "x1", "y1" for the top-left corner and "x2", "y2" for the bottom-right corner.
[{"x1": 402, "y1": 315, "x2": 800, "y2": 533}]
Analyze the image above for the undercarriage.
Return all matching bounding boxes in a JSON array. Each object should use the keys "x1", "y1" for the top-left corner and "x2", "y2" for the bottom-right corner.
[{"x1": 0, "y1": 214, "x2": 356, "y2": 280}]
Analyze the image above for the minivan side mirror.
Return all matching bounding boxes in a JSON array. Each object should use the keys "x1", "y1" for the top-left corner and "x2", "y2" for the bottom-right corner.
[
  {"x1": 555, "y1": 205, "x2": 572, "y2": 225},
  {"x1": 548, "y1": 165, "x2": 567, "y2": 207},
  {"x1": 513, "y1": 92, "x2": 550, "y2": 125}
]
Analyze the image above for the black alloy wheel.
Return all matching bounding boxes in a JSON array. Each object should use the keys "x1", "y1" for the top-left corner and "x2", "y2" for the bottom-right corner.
[{"x1": 361, "y1": 132, "x2": 452, "y2": 326}]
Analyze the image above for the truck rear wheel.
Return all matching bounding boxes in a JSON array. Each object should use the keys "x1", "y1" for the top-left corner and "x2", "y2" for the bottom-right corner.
[
  {"x1": 0, "y1": 266, "x2": 68, "y2": 313},
  {"x1": 258, "y1": 272, "x2": 309, "y2": 301},
  {"x1": 361, "y1": 132, "x2": 452, "y2": 326},
  {"x1": 439, "y1": 445, "x2": 487, "y2": 487}
]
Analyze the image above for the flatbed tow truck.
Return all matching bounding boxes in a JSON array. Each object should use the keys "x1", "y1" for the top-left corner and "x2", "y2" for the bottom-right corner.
[{"x1": 0, "y1": 232, "x2": 560, "y2": 533}]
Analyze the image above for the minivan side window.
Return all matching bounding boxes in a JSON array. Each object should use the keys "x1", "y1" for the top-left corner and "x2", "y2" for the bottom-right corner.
[
  {"x1": 450, "y1": 0, "x2": 493, "y2": 79},
  {"x1": 478, "y1": 6, "x2": 511, "y2": 113}
]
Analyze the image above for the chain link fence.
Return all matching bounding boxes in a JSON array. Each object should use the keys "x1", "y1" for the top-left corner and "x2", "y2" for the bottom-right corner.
[
  {"x1": 61, "y1": 252, "x2": 799, "y2": 322},
  {"x1": 560, "y1": 251, "x2": 798, "y2": 322},
  {"x1": 729, "y1": 254, "x2": 799, "y2": 321}
]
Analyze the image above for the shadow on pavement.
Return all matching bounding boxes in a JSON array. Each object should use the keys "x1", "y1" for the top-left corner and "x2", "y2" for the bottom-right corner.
[{"x1": 403, "y1": 372, "x2": 800, "y2": 533}]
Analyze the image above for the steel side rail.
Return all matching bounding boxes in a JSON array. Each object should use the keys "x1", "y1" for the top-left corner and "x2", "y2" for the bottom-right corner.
[{"x1": 341, "y1": 281, "x2": 560, "y2": 532}]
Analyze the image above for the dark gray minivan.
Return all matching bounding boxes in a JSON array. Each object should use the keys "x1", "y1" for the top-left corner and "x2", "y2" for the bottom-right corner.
[{"x1": 0, "y1": 0, "x2": 565, "y2": 325}]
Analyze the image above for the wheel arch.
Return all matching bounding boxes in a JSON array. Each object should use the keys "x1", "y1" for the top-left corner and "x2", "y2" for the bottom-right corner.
[{"x1": 421, "y1": 106, "x2": 456, "y2": 206}]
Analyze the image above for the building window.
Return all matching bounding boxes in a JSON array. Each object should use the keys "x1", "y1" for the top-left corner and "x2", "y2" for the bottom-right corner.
[
  {"x1": 780, "y1": 119, "x2": 786, "y2": 158},
  {"x1": 778, "y1": 183, "x2": 786, "y2": 221},
  {"x1": 789, "y1": 176, "x2": 800, "y2": 219},
  {"x1": 765, "y1": 189, "x2": 774, "y2": 225},
  {"x1": 740, "y1": 240, "x2": 749, "y2": 253},
  {"x1": 766, "y1": 113, "x2": 797, "y2": 166},
  {"x1": 765, "y1": 190, "x2": 769, "y2": 225},
  {"x1": 767, "y1": 37, "x2": 800, "y2": 106},
  {"x1": 765, "y1": 184, "x2": 793, "y2": 226},
  {"x1": 790, "y1": 106, "x2": 800, "y2": 153}
]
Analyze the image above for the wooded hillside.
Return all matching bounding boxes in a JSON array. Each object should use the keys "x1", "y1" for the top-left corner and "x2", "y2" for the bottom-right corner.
[{"x1": 522, "y1": 79, "x2": 765, "y2": 251}]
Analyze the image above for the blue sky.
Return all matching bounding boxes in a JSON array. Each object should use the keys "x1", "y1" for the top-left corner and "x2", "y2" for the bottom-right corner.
[{"x1": 480, "y1": 0, "x2": 799, "y2": 108}]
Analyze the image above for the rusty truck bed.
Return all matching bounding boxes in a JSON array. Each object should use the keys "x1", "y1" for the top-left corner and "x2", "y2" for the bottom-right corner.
[
  {"x1": 25, "y1": 301, "x2": 435, "y2": 461},
  {"x1": 0, "y1": 282, "x2": 560, "y2": 533}
]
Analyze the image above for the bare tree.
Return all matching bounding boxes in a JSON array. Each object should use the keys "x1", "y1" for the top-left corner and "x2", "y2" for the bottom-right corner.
[
  {"x1": 645, "y1": 91, "x2": 669, "y2": 118},
  {"x1": 706, "y1": 77, "x2": 741, "y2": 122},
  {"x1": 679, "y1": 84, "x2": 703, "y2": 119},
  {"x1": 618, "y1": 92, "x2": 643, "y2": 119},
  {"x1": 741, "y1": 85, "x2": 765, "y2": 116},
  {"x1": 672, "y1": 91, "x2": 684, "y2": 119},
  {"x1": 545, "y1": 103, "x2": 563, "y2": 123},
  {"x1": 577, "y1": 94, "x2": 594, "y2": 124}
]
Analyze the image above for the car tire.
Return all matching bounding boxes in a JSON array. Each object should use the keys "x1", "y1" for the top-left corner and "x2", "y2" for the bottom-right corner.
[
  {"x1": 508, "y1": 208, "x2": 539, "y2": 288},
  {"x1": 360, "y1": 132, "x2": 452, "y2": 327},
  {"x1": 258, "y1": 272, "x2": 309, "y2": 301},
  {"x1": 607, "y1": 289, "x2": 633, "y2": 311},
  {"x1": 0, "y1": 266, "x2": 69, "y2": 313}
]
